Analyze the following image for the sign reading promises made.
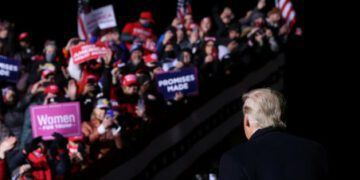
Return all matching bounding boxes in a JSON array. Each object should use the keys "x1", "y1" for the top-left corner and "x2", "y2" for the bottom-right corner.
[{"x1": 155, "y1": 67, "x2": 199, "y2": 100}]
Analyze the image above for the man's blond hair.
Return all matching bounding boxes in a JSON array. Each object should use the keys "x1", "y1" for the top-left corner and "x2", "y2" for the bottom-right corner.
[{"x1": 242, "y1": 88, "x2": 286, "y2": 129}]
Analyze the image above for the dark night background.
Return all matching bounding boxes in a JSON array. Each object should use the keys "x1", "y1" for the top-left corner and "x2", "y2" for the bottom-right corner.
[
  {"x1": 0, "y1": 0, "x2": 342, "y2": 179},
  {"x1": 0, "y1": 0, "x2": 304, "y2": 49}
]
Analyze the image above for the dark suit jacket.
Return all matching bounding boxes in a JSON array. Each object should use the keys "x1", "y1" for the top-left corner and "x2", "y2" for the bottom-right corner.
[{"x1": 219, "y1": 127, "x2": 328, "y2": 180}]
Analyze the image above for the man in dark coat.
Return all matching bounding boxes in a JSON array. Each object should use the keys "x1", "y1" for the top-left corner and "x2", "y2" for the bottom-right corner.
[{"x1": 219, "y1": 88, "x2": 328, "y2": 180}]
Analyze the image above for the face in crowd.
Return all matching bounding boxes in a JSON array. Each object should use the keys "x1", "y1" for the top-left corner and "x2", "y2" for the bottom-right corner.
[
  {"x1": 130, "y1": 49, "x2": 143, "y2": 66},
  {"x1": 200, "y1": 17, "x2": 212, "y2": 33},
  {"x1": 94, "y1": 107, "x2": 106, "y2": 120},
  {"x1": 121, "y1": 74, "x2": 139, "y2": 95},
  {"x1": 268, "y1": 10, "x2": 281, "y2": 24},
  {"x1": 123, "y1": 84, "x2": 139, "y2": 95},
  {"x1": 44, "y1": 41, "x2": 57, "y2": 62},
  {"x1": 205, "y1": 41, "x2": 216, "y2": 55},
  {"x1": 182, "y1": 51, "x2": 192, "y2": 65},
  {"x1": 2, "y1": 88, "x2": 16, "y2": 106}
]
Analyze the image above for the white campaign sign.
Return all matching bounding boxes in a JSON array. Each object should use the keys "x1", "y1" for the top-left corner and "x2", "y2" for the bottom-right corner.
[
  {"x1": 84, "y1": 4, "x2": 117, "y2": 34},
  {"x1": 92, "y1": 5, "x2": 117, "y2": 29}
]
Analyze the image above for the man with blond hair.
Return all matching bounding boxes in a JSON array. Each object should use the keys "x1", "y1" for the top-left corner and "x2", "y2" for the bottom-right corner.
[{"x1": 219, "y1": 88, "x2": 328, "y2": 180}]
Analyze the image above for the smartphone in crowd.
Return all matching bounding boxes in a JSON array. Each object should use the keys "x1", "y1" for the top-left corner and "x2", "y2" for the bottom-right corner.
[
  {"x1": 137, "y1": 99, "x2": 145, "y2": 110},
  {"x1": 105, "y1": 109, "x2": 115, "y2": 119},
  {"x1": 106, "y1": 109, "x2": 121, "y2": 129},
  {"x1": 87, "y1": 78, "x2": 96, "y2": 85}
]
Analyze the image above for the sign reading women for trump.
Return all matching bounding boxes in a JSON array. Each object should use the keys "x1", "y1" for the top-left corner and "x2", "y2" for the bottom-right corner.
[
  {"x1": 155, "y1": 67, "x2": 199, "y2": 100},
  {"x1": 30, "y1": 102, "x2": 81, "y2": 140},
  {"x1": 0, "y1": 56, "x2": 20, "y2": 82}
]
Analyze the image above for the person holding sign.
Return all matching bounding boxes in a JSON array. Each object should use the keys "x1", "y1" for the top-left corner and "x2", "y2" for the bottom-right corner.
[
  {"x1": 19, "y1": 83, "x2": 63, "y2": 149},
  {"x1": 174, "y1": 48, "x2": 194, "y2": 70},
  {"x1": 73, "y1": 48, "x2": 112, "y2": 97}
]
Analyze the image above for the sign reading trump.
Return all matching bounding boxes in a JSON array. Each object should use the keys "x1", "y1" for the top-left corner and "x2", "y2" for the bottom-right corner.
[
  {"x1": 30, "y1": 102, "x2": 82, "y2": 140},
  {"x1": 155, "y1": 67, "x2": 199, "y2": 100}
]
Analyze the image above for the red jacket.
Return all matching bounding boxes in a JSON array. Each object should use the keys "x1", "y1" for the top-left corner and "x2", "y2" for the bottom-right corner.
[
  {"x1": 0, "y1": 159, "x2": 7, "y2": 180},
  {"x1": 77, "y1": 68, "x2": 101, "y2": 96},
  {"x1": 122, "y1": 22, "x2": 157, "y2": 50},
  {"x1": 27, "y1": 152, "x2": 52, "y2": 180}
]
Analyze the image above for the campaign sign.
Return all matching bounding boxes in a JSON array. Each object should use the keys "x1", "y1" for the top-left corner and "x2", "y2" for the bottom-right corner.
[
  {"x1": 93, "y1": 5, "x2": 117, "y2": 29},
  {"x1": 155, "y1": 67, "x2": 199, "y2": 100},
  {"x1": 70, "y1": 43, "x2": 110, "y2": 64},
  {"x1": 84, "y1": 4, "x2": 117, "y2": 33},
  {"x1": 30, "y1": 102, "x2": 82, "y2": 140},
  {"x1": 0, "y1": 56, "x2": 20, "y2": 82}
]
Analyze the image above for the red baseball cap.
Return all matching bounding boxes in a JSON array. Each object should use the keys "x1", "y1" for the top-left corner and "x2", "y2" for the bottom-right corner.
[
  {"x1": 143, "y1": 53, "x2": 158, "y2": 63},
  {"x1": 68, "y1": 136, "x2": 83, "y2": 142},
  {"x1": 186, "y1": 23, "x2": 199, "y2": 31},
  {"x1": 121, "y1": 74, "x2": 139, "y2": 87},
  {"x1": 140, "y1": 11, "x2": 155, "y2": 23},
  {"x1": 18, "y1": 32, "x2": 29, "y2": 41},
  {"x1": 44, "y1": 84, "x2": 60, "y2": 94},
  {"x1": 41, "y1": 69, "x2": 55, "y2": 79},
  {"x1": 204, "y1": 36, "x2": 217, "y2": 43},
  {"x1": 84, "y1": 74, "x2": 97, "y2": 83}
]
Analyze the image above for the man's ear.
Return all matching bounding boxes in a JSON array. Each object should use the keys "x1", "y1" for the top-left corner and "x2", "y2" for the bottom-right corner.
[{"x1": 244, "y1": 114, "x2": 251, "y2": 128}]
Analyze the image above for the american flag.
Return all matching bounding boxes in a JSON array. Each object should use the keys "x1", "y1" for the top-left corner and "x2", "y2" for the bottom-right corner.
[
  {"x1": 77, "y1": 0, "x2": 89, "y2": 40},
  {"x1": 275, "y1": 0, "x2": 297, "y2": 32},
  {"x1": 177, "y1": 0, "x2": 192, "y2": 22}
]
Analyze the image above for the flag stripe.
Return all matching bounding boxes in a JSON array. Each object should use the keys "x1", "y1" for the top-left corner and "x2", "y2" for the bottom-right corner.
[
  {"x1": 77, "y1": 0, "x2": 90, "y2": 40},
  {"x1": 277, "y1": 0, "x2": 296, "y2": 32},
  {"x1": 279, "y1": 0, "x2": 288, "y2": 10},
  {"x1": 289, "y1": 16, "x2": 296, "y2": 32},
  {"x1": 284, "y1": 6, "x2": 293, "y2": 21},
  {"x1": 177, "y1": 0, "x2": 191, "y2": 21},
  {"x1": 288, "y1": 11, "x2": 296, "y2": 22},
  {"x1": 282, "y1": 2, "x2": 292, "y2": 17},
  {"x1": 78, "y1": 15, "x2": 87, "y2": 40}
]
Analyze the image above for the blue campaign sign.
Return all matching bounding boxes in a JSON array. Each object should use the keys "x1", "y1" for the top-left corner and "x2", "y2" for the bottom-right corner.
[
  {"x1": 0, "y1": 56, "x2": 20, "y2": 83},
  {"x1": 155, "y1": 67, "x2": 199, "y2": 100}
]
